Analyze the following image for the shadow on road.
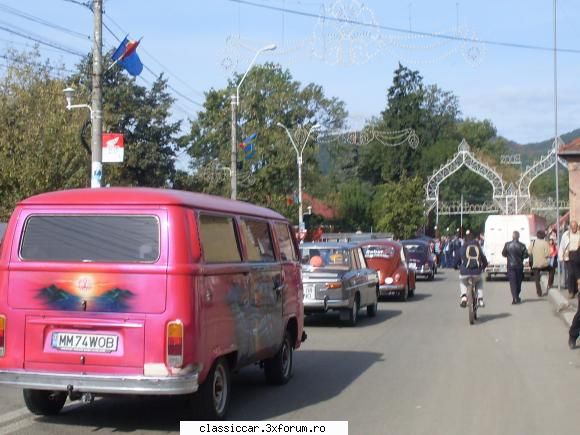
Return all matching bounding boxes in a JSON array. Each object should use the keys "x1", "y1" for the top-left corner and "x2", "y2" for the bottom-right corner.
[
  {"x1": 476, "y1": 312, "x2": 512, "y2": 324},
  {"x1": 34, "y1": 350, "x2": 383, "y2": 430},
  {"x1": 379, "y1": 293, "x2": 432, "y2": 303},
  {"x1": 304, "y1": 308, "x2": 402, "y2": 327}
]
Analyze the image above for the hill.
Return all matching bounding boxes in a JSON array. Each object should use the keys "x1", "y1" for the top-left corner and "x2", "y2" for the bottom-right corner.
[{"x1": 506, "y1": 128, "x2": 580, "y2": 166}]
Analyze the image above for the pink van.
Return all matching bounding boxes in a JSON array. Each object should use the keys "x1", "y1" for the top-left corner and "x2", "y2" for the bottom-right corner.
[{"x1": 0, "y1": 188, "x2": 305, "y2": 420}]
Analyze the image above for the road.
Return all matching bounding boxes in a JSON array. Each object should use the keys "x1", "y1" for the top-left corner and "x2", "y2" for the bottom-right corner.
[{"x1": 1, "y1": 270, "x2": 580, "y2": 434}]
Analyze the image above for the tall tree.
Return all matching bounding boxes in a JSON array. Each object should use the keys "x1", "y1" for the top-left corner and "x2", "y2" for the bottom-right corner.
[
  {"x1": 0, "y1": 51, "x2": 87, "y2": 220},
  {"x1": 181, "y1": 63, "x2": 347, "y2": 218}
]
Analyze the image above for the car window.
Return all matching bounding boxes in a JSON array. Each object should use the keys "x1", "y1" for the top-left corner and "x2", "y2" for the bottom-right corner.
[
  {"x1": 356, "y1": 248, "x2": 367, "y2": 268},
  {"x1": 274, "y1": 223, "x2": 298, "y2": 261},
  {"x1": 300, "y1": 247, "x2": 350, "y2": 269},
  {"x1": 240, "y1": 219, "x2": 275, "y2": 262},
  {"x1": 404, "y1": 244, "x2": 426, "y2": 254},
  {"x1": 199, "y1": 214, "x2": 242, "y2": 263},
  {"x1": 20, "y1": 215, "x2": 160, "y2": 263},
  {"x1": 362, "y1": 245, "x2": 396, "y2": 258}
]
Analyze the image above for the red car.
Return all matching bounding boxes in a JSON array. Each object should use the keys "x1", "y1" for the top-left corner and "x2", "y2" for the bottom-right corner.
[{"x1": 360, "y1": 239, "x2": 416, "y2": 301}]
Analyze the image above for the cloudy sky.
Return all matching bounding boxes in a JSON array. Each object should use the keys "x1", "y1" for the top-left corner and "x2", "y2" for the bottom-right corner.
[{"x1": 2, "y1": 0, "x2": 580, "y2": 144}]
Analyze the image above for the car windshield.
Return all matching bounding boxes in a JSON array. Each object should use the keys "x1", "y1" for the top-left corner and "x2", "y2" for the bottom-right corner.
[
  {"x1": 362, "y1": 245, "x2": 395, "y2": 259},
  {"x1": 300, "y1": 248, "x2": 351, "y2": 269},
  {"x1": 404, "y1": 244, "x2": 426, "y2": 255}
]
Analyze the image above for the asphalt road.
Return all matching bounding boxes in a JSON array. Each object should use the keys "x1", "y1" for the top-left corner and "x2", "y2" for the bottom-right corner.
[{"x1": 1, "y1": 270, "x2": 580, "y2": 434}]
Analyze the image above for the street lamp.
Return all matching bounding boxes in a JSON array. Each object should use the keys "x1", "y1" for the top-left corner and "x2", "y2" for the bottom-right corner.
[
  {"x1": 277, "y1": 122, "x2": 321, "y2": 235},
  {"x1": 230, "y1": 43, "x2": 277, "y2": 200},
  {"x1": 63, "y1": 87, "x2": 93, "y2": 116}
]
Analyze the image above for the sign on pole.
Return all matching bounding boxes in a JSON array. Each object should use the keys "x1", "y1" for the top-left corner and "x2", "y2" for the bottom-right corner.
[{"x1": 102, "y1": 133, "x2": 124, "y2": 163}]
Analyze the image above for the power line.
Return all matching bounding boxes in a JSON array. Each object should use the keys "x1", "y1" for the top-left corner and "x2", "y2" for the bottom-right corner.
[
  {"x1": 227, "y1": 0, "x2": 580, "y2": 55},
  {"x1": 0, "y1": 22, "x2": 85, "y2": 56},
  {"x1": 0, "y1": 53, "x2": 77, "y2": 74},
  {"x1": 0, "y1": 2, "x2": 90, "y2": 40},
  {"x1": 0, "y1": 36, "x2": 79, "y2": 57}
]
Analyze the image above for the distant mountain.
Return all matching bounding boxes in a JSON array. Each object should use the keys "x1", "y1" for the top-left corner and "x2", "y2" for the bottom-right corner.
[{"x1": 506, "y1": 128, "x2": 580, "y2": 166}]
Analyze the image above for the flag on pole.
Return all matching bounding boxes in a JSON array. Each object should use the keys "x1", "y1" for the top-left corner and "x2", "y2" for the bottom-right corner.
[{"x1": 110, "y1": 36, "x2": 143, "y2": 76}]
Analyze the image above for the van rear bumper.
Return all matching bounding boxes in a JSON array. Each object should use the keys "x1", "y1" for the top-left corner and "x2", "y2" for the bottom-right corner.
[{"x1": 0, "y1": 369, "x2": 199, "y2": 395}]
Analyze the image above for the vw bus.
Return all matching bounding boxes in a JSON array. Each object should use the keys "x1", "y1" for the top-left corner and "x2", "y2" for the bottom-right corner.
[{"x1": 0, "y1": 188, "x2": 305, "y2": 420}]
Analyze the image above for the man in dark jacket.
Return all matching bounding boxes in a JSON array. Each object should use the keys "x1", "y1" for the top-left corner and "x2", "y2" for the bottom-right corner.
[
  {"x1": 502, "y1": 231, "x2": 529, "y2": 304},
  {"x1": 459, "y1": 231, "x2": 489, "y2": 308}
]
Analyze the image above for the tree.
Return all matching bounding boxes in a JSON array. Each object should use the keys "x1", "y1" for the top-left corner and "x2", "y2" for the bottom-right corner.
[
  {"x1": 70, "y1": 54, "x2": 181, "y2": 187},
  {"x1": 0, "y1": 50, "x2": 87, "y2": 220},
  {"x1": 182, "y1": 64, "x2": 347, "y2": 219},
  {"x1": 372, "y1": 176, "x2": 426, "y2": 239},
  {"x1": 337, "y1": 181, "x2": 374, "y2": 232}
]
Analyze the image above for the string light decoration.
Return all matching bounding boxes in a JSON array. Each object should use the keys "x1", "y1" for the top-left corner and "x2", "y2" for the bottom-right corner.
[
  {"x1": 500, "y1": 154, "x2": 521, "y2": 165},
  {"x1": 195, "y1": 159, "x2": 257, "y2": 187},
  {"x1": 317, "y1": 127, "x2": 420, "y2": 149}
]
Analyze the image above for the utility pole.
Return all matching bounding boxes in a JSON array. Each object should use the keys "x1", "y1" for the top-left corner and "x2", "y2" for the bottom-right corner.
[
  {"x1": 230, "y1": 95, "x2": 237, "y2": 200},
  {"x1": 91, "y1": 0, "x2": 103, "y2": 188}
]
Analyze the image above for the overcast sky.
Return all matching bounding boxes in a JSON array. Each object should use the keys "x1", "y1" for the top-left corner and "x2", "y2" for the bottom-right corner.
[{"x1": 2, "y1": 0, "x2": 580, "y2": 144}]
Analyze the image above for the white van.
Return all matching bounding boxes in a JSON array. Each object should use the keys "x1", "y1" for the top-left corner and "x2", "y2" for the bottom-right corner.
[{"x1": 483, "y1": 214, "x2": 546, "y2": 280}]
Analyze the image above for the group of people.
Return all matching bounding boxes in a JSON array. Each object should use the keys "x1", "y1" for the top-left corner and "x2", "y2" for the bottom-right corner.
[{"x1": 453, "y1": 220, "x2": 580, "y2": 351}]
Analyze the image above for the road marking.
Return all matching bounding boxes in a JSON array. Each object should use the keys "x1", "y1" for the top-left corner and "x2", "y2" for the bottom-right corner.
[
  {"x1": 0, "y1": 417, "x2": 35, "y2": 435},
  {"x1": 0, "y1": 408, "x2": 29, "y2": 426}
]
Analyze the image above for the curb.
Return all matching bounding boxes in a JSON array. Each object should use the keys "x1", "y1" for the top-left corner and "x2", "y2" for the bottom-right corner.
[{"x1": 547, "y1": 288, "x2": 573, "y2": 327}]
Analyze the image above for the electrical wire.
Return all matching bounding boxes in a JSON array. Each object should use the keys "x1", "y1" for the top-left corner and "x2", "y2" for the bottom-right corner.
[
  {"x1": 0, "y1": 2, "x2": 90, "y2": 40},
  {"x1": 0, "y1": 22, "x2": 85, "y2": 56},
  {"x1": 227, "y1": 0, "x2": 580, "y2": 54}
]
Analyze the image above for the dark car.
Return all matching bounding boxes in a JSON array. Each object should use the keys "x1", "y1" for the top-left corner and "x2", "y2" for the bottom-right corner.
[
  {"x1": 402, "y1": 239, "x2": 436, "y2": 281},
  {"x1": 300, "y1": 242, "x2": 379, "y2": 326}
]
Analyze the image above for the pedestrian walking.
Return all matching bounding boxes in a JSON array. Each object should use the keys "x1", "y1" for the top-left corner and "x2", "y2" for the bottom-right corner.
[
  {"x1": 547, "y1": 238, "x2": 558, "y2": 289},
  {"x1": 528, "y1": 230, "x2": 550, "y2": 297},
  {"x1": 559, "y1": 221, "x2": 580, "y2": 298},
  {"x1": 502, "y1": 231, "x2": 529, "y2": 304}
]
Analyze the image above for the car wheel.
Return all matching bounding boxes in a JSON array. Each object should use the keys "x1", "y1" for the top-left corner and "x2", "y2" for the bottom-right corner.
[
  {"x1": 23, "y1": 389, "x2": 66, "y2": 416},
  {"x1": 401, "y1": 285, "x2": 409, "y2": 302},
  {"x1": 190, "y1": 357, "x2": 231, "y2": 420},
  {"x1": 428, "y1": 272, "x2": 435, "y2": 281},
  {"x1": 264, "y1": 330, "x2": 293, "y2": 385},
  {"x1": 345, "y1": 296, "x2": 359, "y2": 326},
  {"x1": 367, "y1": 291, "x2": 378, "y2": 317},
  {"x1": 408, "y1": 280, "x2": 415, "y2": 297}
]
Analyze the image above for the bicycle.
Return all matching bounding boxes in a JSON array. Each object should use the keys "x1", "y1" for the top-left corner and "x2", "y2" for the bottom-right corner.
[{"x1": 466, "y1": 276, "x2": 478, "y2": 325}]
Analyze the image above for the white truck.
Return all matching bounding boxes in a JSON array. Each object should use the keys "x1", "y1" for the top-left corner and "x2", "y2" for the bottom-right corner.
[{"x1": 483, "y1": 214, "x2": 547, "y2": 280}]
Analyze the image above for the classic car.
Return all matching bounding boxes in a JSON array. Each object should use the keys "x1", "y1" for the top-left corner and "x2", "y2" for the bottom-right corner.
[
  {"x1": 300, "y1": 242, "x2": 379, "y2": 326},
  {"x1": 359, "y1": 239, "x2": 416, "y2": 301},
  {"x1": 402, "y1": 239, "x2": 436, "y2": 280}
]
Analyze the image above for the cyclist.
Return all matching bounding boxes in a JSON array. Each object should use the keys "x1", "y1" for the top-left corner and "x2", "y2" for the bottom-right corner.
[{"x1": 459, "y1": 230, "x2": 489, "y2": 308}]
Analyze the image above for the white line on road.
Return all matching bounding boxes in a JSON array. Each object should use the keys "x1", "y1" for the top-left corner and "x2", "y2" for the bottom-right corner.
[
  {"x1": 0, "y1": 408, "x2": 29, "y2": 426},
  {"x1": 0, "y1": 416, "x2": 34, "y2": 435}
]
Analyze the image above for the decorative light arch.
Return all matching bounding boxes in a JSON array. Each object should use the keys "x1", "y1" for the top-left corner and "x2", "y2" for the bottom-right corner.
[{"x1": 425, "y1": 139, "x2": 506, "y2": 216}]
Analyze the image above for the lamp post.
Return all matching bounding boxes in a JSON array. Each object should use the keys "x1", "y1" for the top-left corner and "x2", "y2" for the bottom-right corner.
[
  {"x1": 230, "y1": 43, "x2": 277, "y2": 200},
  {"x1": 277, "y1": 122, "x2": 320, "y2": 234}
]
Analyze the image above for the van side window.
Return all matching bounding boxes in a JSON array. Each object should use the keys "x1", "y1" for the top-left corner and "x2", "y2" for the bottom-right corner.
[
  {"x1": 240, "y1": 219, "x2": 275, "y2": 262},
  {"x1": 274, "y1": 223, "x2": 297, "y2": 261},
  {"x1": 199, "y1": 215, "x2": 242, "y2": 263}
]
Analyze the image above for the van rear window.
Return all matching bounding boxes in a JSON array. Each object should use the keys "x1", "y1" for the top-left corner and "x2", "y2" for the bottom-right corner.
[{"x1": 20, "y1": 215, "x2": 160, "y2": 262}]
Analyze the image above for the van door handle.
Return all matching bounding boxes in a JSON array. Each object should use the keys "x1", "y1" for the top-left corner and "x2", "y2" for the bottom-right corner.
[{"x1": 274, "y1": 283, "x2": 286, "y2": 298}]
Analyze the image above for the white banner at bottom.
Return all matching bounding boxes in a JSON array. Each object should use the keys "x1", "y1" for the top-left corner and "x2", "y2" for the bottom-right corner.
[{"x1": 181, "y1": 421, "x2": 348, "y2": 435}]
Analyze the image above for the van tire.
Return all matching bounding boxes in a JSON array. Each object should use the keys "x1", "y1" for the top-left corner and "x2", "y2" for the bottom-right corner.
[
  {"x1": 23, "y1": 389, "x2": 66, "y2": 416},
  {"x1": 191, "y1": 357, "x2": 231, "y2": 420},
  {"x1": 264, "y1": 331, "x2": 293, "y2": 385}
]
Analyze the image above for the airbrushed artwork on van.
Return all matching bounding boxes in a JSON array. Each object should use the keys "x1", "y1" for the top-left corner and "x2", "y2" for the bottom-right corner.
[{"x1": 37, "y1": 283, "x2": 134, "y2": 312}]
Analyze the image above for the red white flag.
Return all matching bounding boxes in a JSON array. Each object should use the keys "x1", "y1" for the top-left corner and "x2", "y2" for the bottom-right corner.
[{"x1": 102, "y1": 133, "x2": 124, "y2": 163}]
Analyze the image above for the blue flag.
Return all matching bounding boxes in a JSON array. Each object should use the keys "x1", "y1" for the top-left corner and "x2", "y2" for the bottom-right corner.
[{"x1": 111, "y1": 36, "x2": 143, "y2": 76}]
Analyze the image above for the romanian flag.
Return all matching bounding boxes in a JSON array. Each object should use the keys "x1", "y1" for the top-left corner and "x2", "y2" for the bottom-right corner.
[{"x1": 110, "y1": 36, "x2": 143, "y2": 76}]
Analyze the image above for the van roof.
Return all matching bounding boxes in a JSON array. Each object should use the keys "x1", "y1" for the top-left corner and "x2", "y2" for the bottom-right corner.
[{"x1": 18, "y1": 188, "x2": 287, "y2": 220}]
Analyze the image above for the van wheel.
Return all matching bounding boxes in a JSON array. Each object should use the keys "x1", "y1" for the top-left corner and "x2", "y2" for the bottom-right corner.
[
  {"x1": 264, "y1": 331, "x2": 293, "y2": 385},
  {"x1": 23, "y1": 389, "x2": 66, "y2": 416},
  {"x1": 345, "y1": 296, "x2": 359, "y2": 326},
  {"x1": 191, "y1": 357, "x2": 231, "y2": 420}
]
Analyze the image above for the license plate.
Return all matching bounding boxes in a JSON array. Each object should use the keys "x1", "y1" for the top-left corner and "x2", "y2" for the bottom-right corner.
[
  {"x1": 51, "y1": 332, "x2": 119, "y2": 353},
  {"x1": 304, "y1": 285, "x2": 315, "y2": 299}
]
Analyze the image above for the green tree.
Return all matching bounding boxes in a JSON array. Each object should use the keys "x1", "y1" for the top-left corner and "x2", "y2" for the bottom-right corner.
[
  {"x1": 337, "y1": 181, "x2": 374, "y2": 232},
  {"x1": 372, "y1": 176, "x2": 426, "y2": 239},
  {"x1": 70, "y1": 55, "x2": 181, "y2": 187},
  {"x1": 182, "y1": 63, "x2": 347, "y2": 219},
  {"x1": 0, "y1": 51, "x2": 87, "y2": 220}
]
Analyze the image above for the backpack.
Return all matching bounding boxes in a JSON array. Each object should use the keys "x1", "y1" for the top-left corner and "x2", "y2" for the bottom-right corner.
[{"x1": 464, "y1": 243, "x2": 482, "y2": 270}]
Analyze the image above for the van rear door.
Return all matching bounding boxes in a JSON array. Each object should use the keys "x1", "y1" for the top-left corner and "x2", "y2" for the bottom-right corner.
[{"x1": 7, "y1": 210, "x2": 167, "y2": 372}]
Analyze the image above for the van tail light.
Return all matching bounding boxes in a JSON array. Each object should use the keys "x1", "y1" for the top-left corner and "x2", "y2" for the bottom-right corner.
[
  {"x1": 0, "y1": 315, "x2": 5, "y2": 357},
  {"x1": 326, "y1": 282, "x2": 342, "y2": 289},
  {"x1": 394, "y1": 273, "x2": 401, "y2": 283},
  {"x1": 167, "y1": 321, "x2": 183, "y2": 368}
]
